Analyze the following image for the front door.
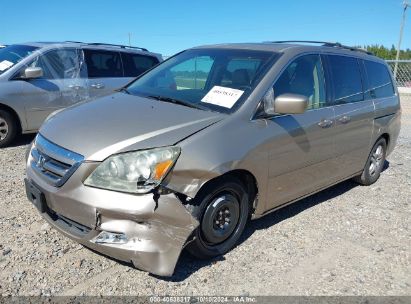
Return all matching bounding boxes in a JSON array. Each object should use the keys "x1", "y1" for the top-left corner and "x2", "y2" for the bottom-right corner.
[
  {"x1": 266, "y1": 54, "x2": 337, "y2": 209},
  {"x1": 19, "y1": 48, "x2": 88, "y2": 130}
]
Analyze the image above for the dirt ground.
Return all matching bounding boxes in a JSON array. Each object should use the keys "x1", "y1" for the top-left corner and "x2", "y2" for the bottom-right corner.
[{"x1": 0, "y1": 99, "x2": 410, "y2": 296}]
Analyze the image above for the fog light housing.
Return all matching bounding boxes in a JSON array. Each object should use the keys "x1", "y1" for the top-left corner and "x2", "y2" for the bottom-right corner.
[{"x1": 92, "y1": 231, "x2": 128, "y2": 244}]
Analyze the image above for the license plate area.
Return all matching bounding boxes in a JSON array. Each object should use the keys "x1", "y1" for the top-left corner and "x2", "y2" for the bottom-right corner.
[{"x1": 25, "y1": 179, "x2": 47, "y2": 213}]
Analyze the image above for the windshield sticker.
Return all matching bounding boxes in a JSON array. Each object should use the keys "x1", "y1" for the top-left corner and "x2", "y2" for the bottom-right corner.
[
  {"x1": 0, "y1": 60, "x2": 13, "y2": 71},
  {"x1": 201, "y1": 86, "x2": 244, "y2": 108}
]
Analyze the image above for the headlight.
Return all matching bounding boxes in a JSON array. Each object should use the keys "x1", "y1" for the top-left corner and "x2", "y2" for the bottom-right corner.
[{"x1": 84, "y1": 146, "x2": 180, "y2": 194}]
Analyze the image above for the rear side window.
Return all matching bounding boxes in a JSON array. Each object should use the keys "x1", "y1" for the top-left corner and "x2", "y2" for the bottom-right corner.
[
  {"x1": 364, "y1": 60, "x2": 395, "y2": 99},
  {"x1": 84, "y1": 49, "x2": 123, "y2": 78},
  {"x1": 274, "y1": 54, "x2": 326, "y2": 109},
  {"x1": 328, "y1": 55, "x2": 364, "y2": 104},
  {"x1": 121, "y1": 53, "x2": 159, "y2": 77},
  {"x1": 221, "y1": 58, "x2": 262, "y2": 87}
]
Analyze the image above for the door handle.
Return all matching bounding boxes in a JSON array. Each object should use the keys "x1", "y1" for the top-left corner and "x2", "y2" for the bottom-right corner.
[
  {"x1": 91, "y1": 83, "x2": 105, "y2": 89},
  {"x1": 318, "y1": 119, "x2": 333, "y2": 128},
  {"x1": 68, "y1": 84, "x2": 83, "y2": 90},
  {"x1": 338, "y1": 115, "x2": 351, "y2": 124}
]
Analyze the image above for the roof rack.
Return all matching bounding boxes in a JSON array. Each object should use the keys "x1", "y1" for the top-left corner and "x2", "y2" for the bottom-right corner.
[
  {"x1": 267, "y1": 40, "x2": 373, "y2": 55},
  {"x1": 64, "y1": 41, "x2": 148, "y2": 52}
]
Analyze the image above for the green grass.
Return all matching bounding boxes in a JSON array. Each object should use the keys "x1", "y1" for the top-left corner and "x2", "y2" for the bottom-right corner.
[{"x1": 175, "y1": 77, "x2": 206, "y2": 89}]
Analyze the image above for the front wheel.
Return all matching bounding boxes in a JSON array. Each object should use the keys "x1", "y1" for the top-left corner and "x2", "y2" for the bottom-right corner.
[
  {"x1": 353, "y1": 138, "x2": 387, "y2": 186},
  {"x1": 186, "y1": 176, "x2": 250, "y2": 259},
  {"x1": 0, "y1": 110, "x2": 18, "y2": 148}
]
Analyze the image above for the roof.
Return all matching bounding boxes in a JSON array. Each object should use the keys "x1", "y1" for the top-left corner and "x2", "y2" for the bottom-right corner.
[
  {"x1": 193, "y1": 42, "x2": 296, "y2": 52},
  {"x1": 14, "y1": 41, "x2": 160, "y2": 56},
  {"x1": 192, "y1": 41, "x2": 379, "y2": 61}
]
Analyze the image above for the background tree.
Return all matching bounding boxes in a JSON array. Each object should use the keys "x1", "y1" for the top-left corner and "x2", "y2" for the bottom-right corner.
[{"x1": 361, "y1": 45, "x2": 411, "y2": 59}]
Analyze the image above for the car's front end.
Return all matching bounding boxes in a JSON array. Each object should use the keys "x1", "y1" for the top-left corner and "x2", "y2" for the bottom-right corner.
[{"x1": 25, "y1": 133, "x2": 200, "y2": 276}]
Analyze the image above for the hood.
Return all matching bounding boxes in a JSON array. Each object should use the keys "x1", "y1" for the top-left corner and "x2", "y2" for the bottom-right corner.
[{"x1": 40, "y1": 93, "x2": 225, "y2": 161}]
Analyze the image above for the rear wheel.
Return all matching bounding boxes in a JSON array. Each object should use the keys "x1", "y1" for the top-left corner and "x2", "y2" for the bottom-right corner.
[
  {"x1": 0, "y1": 110, "x2": 18, "y2": 148},
  {"x1": 186, "y1": 176, "x2": 249, "y2": 259},
  {"x1": 353, "y1": 138, "x2": 387, "y2": 186}
]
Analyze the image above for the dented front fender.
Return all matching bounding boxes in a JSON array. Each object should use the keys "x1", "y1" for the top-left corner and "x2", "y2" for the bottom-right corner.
[{"x1": 26, "y1": 161, "x2": 199, "y2": 276}]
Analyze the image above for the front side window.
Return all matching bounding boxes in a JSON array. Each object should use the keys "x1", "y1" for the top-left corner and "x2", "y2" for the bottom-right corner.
[
  {"x1": 84, "y1": 49, "x2": 122, "y2": 78},
  {"x1": 126, "y1": 49, "x2": 278, "y2": 113},
  {"x1": 0, "y1": 44, "x2": 38, "y2": 75},
  {"x1": 328, "y1": 55, "x2": 364, "y2": 104},
  {"x1": 171, "y1": 56, "x2": 214, "y2": 90},
  {"x1": 121, "y1": 53, "x2": 159, "y2": 77},
  {"x1": 364, "y1": 60, "x2": 395, "y2": 99},
  {"x1": 29, "y1": 48, "x2": 80, "y2": 79},
  {"x1": 221, "y1": 58, "x2": 263, "y2": 88},
  {"x1": 274, "y1": 54, "x2": 326, "y2": 110}
]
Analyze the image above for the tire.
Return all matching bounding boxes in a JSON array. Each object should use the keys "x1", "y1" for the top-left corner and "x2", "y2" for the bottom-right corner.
[
  {"x1": 0, "y1": 110, "x2": 18, "y2": 148},
  {"x1": 186, "y1": 176, "x2": 250, "y2": 259},
  {"x1": 353, "y1": 137, "x2": 387, "y2": 186}
]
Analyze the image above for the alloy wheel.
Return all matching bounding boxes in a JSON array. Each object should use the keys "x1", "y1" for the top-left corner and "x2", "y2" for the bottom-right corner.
[
  {"x1": 369, "y1": 144, "x2": 384, "y2": 176},
  {"x1": 0, "y1": 117, "x2": 9, "y2": 141}
]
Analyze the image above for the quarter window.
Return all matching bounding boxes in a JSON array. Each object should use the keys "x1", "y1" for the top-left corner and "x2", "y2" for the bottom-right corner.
[
  {"x1": 30, "y1": 49, "x2": 80, "y2": 79},
  {"x1": 364, "y1": 60, "x2": 395, "y2": 99},
  {"x1": 274, "y1": 54, "x2": 326, "y2": 109},
  {"x1": 84, "y1": 49, "x2": 122, "y2": 78},
  {"x1": 328, "y1": 55, "x2": 364, "y2": 104}
]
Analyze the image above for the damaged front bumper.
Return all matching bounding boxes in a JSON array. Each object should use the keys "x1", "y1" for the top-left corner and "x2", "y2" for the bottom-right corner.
[{"x1": 25, "y1": 161, "x2": 199, "y2": 277}]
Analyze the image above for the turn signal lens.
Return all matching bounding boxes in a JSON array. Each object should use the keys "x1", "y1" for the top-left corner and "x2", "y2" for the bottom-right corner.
[{"x1": 154, "y1": 160, "x2": 173, "y2": 180}]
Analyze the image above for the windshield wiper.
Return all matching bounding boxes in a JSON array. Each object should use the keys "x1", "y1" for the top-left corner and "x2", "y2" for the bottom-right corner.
[
  {"x1": 116, "y1": 87, "x2": 131, "y2": 94},
  {"x1": 147, "y1": 95, "x2": 207, "y2": 111}
]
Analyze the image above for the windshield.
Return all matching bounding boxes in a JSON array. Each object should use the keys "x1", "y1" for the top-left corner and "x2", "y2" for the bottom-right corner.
[
  {"x1": 126, "y1": 48, "x2": 278, "y2": 113},
  {"x1": 0, "y1": 44, "x2": 39, "y2": 75}
]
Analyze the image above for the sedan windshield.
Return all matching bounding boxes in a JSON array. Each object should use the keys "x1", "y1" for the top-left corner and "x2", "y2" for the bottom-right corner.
[
  {"x1": 126, "y1": 48, "x2": 278, "y2": 113},
  {"x1": 0, "y1": 45, "x2": 39, "y2": 75}
]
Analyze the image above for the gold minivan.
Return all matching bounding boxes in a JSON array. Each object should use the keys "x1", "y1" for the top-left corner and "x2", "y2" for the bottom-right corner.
[{"x1": 25, "y1": 41, "x2": 401, "y2": 276}]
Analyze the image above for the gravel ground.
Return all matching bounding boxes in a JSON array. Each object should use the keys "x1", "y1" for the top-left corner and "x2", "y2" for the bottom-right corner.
[{"x1": 0, "y1": 99, "x2": 410, "y2": 297}]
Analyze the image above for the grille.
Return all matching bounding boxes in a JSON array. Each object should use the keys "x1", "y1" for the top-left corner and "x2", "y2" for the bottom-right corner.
[{"x1": 30, "y1": 134, "x2": 84, "y2": 187}]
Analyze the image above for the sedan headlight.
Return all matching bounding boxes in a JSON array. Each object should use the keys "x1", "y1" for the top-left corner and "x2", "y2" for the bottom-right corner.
[{"x1": 84, "y1": 146, "x2": 180, "y2": 194}]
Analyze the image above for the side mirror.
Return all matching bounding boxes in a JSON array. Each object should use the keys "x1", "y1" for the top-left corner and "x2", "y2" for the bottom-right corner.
[
  {"x1": 274, "y1": 93, "x2": 308, "y2": 114},
  {"x1": 23, "y1": 67, "x2": 43, "y2": 79}
]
